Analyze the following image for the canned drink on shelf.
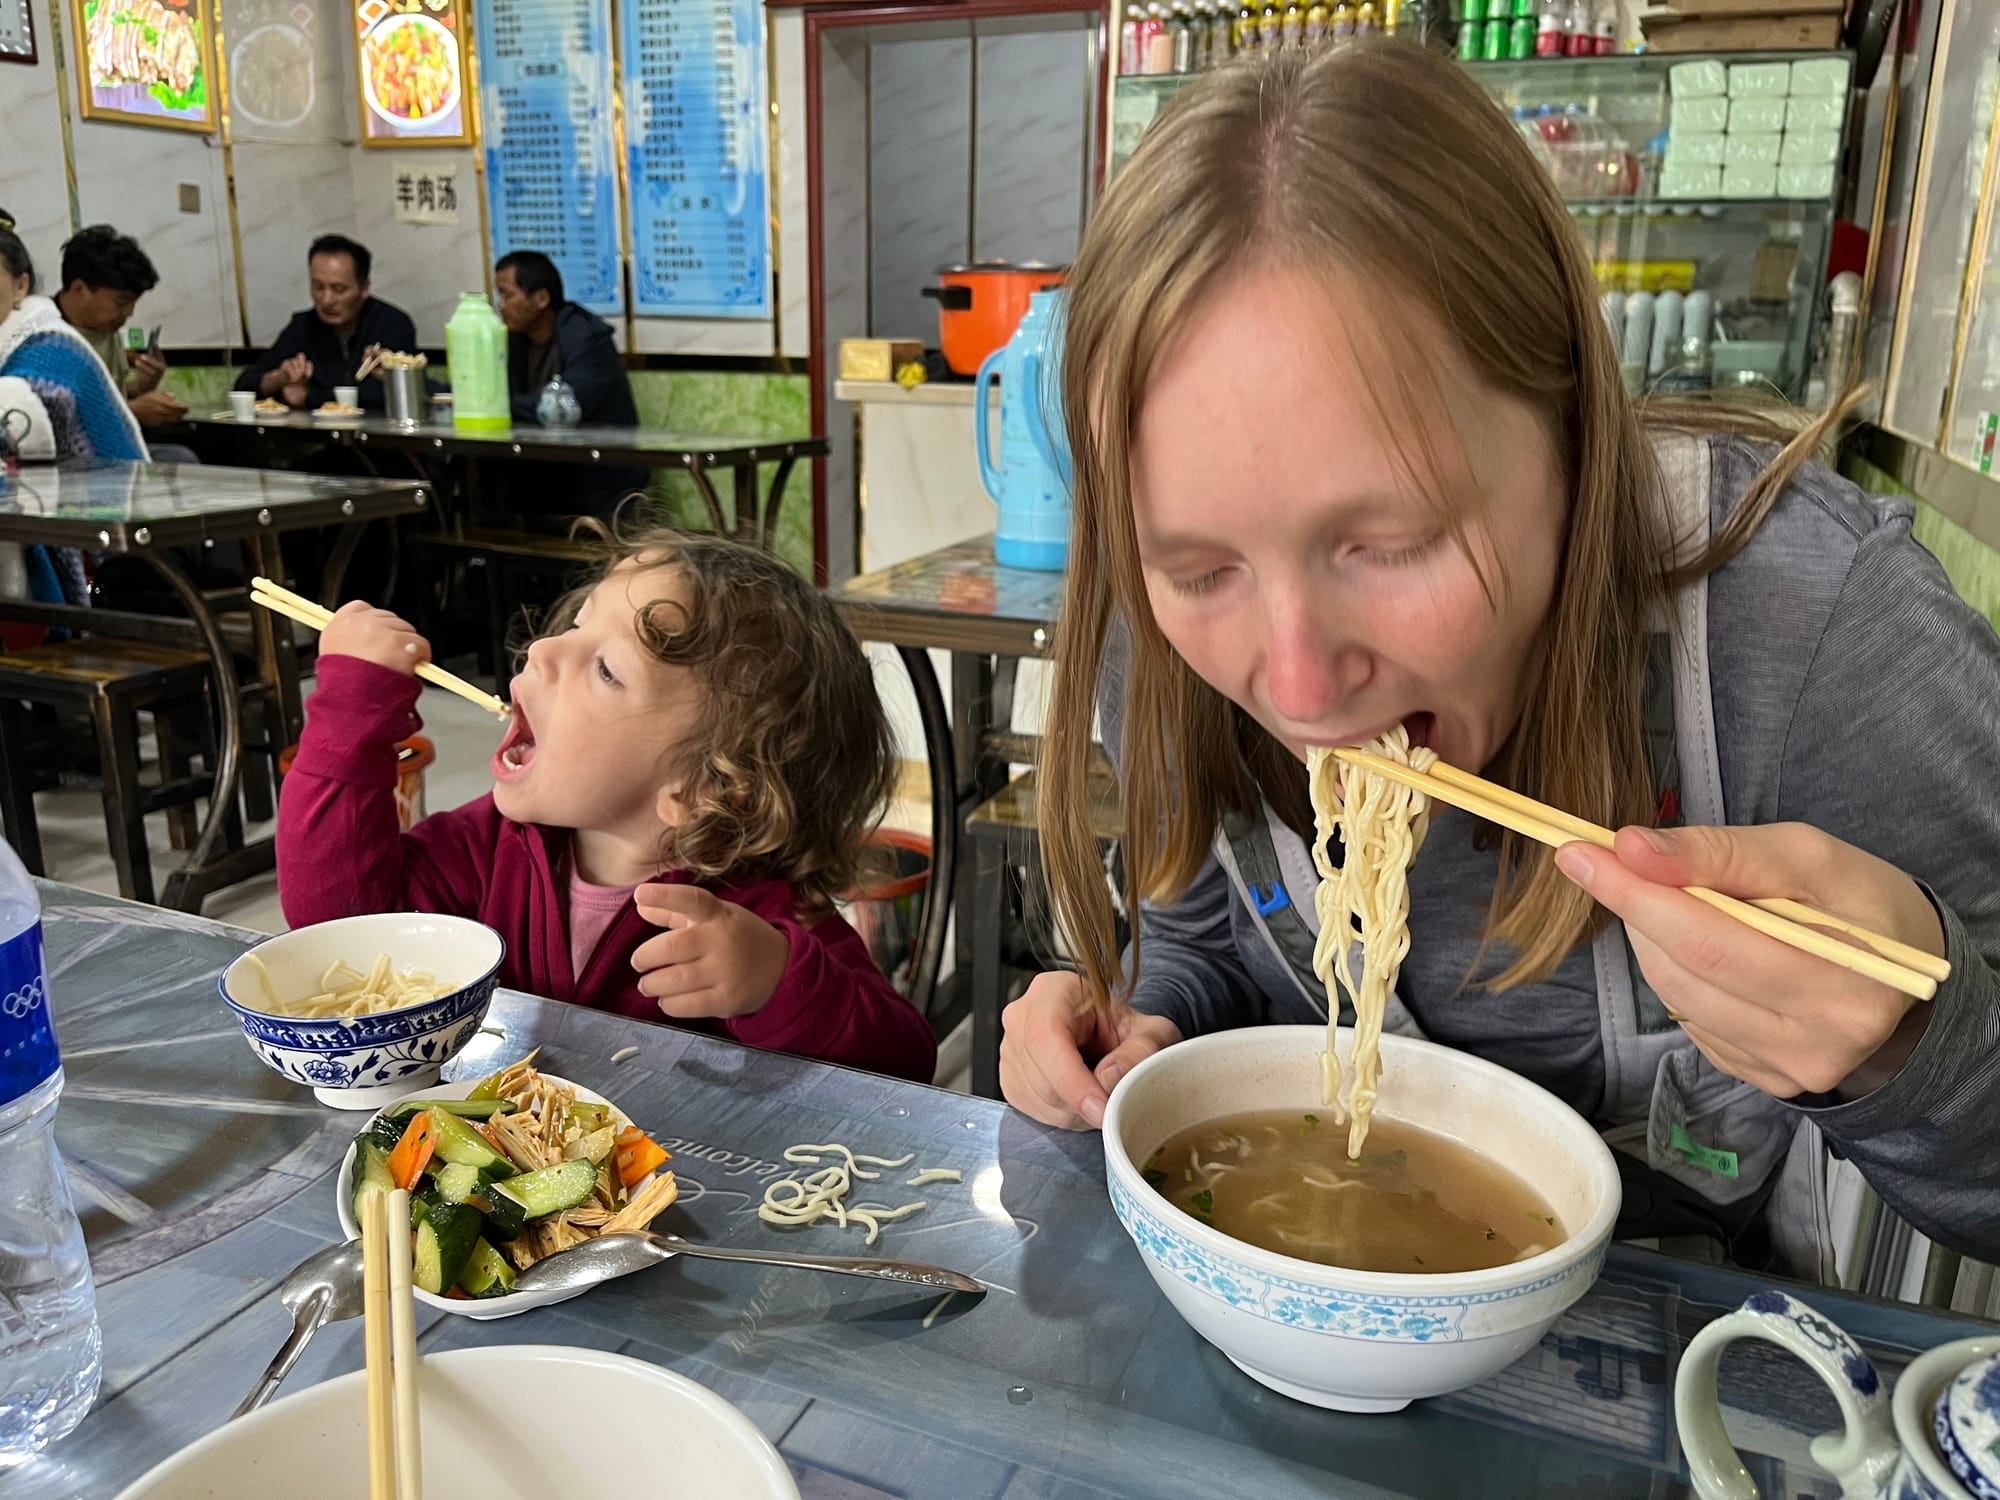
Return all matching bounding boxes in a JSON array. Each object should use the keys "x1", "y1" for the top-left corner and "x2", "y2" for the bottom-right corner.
[
  {"x1": 1481, "y1": 14, "x2": 1506, "y2": 56},
  {"x1": 1508, "y1": 14, "x2": 1535, "y2": 56},
  {"x1": 1457, "y1": 17, "x2": 1483, "y2": 55}
]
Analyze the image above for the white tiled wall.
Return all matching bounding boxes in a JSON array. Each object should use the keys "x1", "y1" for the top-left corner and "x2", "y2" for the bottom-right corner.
[
  {"x1": 971, "y1": 24, "x2": 1090, "y2": 267},
  {"x1": 0, "y1": 45, "x2": 71, "y2": 272},
  {"x1": 348, "y1": 146, "x2": 489, "y2": 339},
  {"x1": 869, "y1": 36, "x2": 973, "y2": 343}
]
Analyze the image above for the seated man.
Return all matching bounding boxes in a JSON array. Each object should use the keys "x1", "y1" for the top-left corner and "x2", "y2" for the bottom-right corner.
[
  {"x1": 492, "y1": 249, "x2": 645, "y2": 518},
  {"x1": 52, "y1": 225, "x2": 185, "y2": 429},
  {"x1": 236, "y1": 235, "x2": 416, "y2": 411},
  {"x1": 494, "y1": 250, "x2": 637, "y2": 426}
]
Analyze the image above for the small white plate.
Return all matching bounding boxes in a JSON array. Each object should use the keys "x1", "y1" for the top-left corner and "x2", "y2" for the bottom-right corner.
[{"x1": 333, "y1": 1073, "x2": 661, "y2": 1319}]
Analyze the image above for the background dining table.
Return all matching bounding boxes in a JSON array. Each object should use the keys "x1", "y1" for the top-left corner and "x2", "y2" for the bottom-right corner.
[
  {"x1": 0, "y1": 462, "x2": 431, "y2": 911},
  {"x1": 19, "y1": 879, "x2": 1994, "y2": 1500}
]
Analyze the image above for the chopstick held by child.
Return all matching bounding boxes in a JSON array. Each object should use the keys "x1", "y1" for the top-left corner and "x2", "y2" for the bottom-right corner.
[{"x1": 276, "y1": 528, "x2": 937, "y2": 1084}]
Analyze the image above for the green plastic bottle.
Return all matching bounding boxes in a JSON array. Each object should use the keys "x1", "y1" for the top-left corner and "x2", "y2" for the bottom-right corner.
[{"x1": 444, "y1": 292, "x2": 510, "y2": 432}]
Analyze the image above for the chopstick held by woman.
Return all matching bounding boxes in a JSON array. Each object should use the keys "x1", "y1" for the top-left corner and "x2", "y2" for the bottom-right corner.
[
  {"x1": 275, "y1": 529, "x2": 937, "y2": 1084},
  {"x1": 1002, "y1": 44, "x2": 2000, "y2": 1272}
]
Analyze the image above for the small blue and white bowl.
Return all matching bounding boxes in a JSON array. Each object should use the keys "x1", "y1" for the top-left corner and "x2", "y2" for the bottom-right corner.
[
  {"x1": 219, "y1": 913, "x2": 505, "y2": 1111},
  {"x1": 1101, "y1": 1025, "x2": 1621, "y2": 1413}
]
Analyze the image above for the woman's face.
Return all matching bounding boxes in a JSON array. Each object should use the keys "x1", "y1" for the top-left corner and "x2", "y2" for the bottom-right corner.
[{"x1": 1128, "y1": 266, "x2": 1566, "y2": 775}]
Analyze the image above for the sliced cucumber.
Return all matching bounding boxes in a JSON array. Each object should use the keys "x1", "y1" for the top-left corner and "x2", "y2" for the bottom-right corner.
[
  {"x1": 433, "y1": 1161, "x2": 486, "y2": 1204},
  {"x1": 349, "y1": 1140, "x2": 395, "y2": 1225},
  {"x1": 387, "y1": 1096, "x2": 518, "y2": 1122},
  {"x1": 361, "y1": 1112, "x2": 406, "y2": 1157},
  {"x1": 488, "y1": 1158, "x2": 598, "y2": 1220},
  {"x1": 567, "y1": 1100, "x2": 613, "y2": 1134},
  {"x1": 457, "y1": 1238, "x2": 517, "y2": 1298},
  {"x1": 465, "y1": 1182, "x2": 528, "y2": 1242},
  {"x1": 426, "y1": 1107, "x2": 511, "y2": 1173},
  {"x1": 413, "y1": 1202, "x2": 483, "y2": 1297}
]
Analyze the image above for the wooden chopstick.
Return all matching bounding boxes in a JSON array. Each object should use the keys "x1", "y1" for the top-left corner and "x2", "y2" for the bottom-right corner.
[
  {"x1": 360, "y1": 1191, "x2": 397, "y2": 1500},
  {"x1": 1418, "y1": 760, "x2": 1953, "y2": 986},
  {"x1": 387, "y1": 1188, "x2": 423, "y2": 1500},
  {"x1": 249, "y1": 576, "x2": 509, "y2": 719},
  {"x1": 1335, "y1": 748, "x2": 1943, "y2": 1004}
]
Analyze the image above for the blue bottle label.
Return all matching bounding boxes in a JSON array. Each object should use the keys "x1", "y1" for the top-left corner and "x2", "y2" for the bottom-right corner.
[{"x1": 0, "y1": 924, "x2": 58, "y2": 1108}]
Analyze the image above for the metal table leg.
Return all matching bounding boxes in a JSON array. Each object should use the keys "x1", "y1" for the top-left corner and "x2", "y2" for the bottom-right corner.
[
  {"x1": 152, "y1": 549, "x2": 262, "y2": 913},
  {"x1": 897, "y1": 644, "x2": 954, "y2": 1026},
  {"x1": 759, "y1": 455, "x2": 799, "y2": 553},
  {"x1": 968, "y1": 828, "x2": 1007, "y2": 1100},
  {"x1": 731, "y1": 464, "x2": 759, "y2": 545}
]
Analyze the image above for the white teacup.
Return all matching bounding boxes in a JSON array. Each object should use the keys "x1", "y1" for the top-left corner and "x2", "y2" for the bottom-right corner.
[
  {"x1": 1676, "y1": 1289, "x2": 2000, "y2": 1500},
  {"x1": 228, "y1": 390, "x2": 256, "y2": 421},
  {"x1": 333, "y1": 384, "x2": 359, "y2": 408}
]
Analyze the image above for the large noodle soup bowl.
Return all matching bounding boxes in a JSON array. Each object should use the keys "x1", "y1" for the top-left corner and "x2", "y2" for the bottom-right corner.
[
  {"x1": 218, "y1": 913, "x2": 505, "y2": 1111},
  {"x1": 1102, "y1": 1025, "x2": 1621, "y2": 1413}
]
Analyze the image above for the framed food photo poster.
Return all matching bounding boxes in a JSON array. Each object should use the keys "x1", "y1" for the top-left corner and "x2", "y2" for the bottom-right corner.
[
  {"x1": 67, "y1": 0, "x2": 217, "y2": 130},
  {"x1": 353, "y1": 0, "x2": 473, "y2": 147}
]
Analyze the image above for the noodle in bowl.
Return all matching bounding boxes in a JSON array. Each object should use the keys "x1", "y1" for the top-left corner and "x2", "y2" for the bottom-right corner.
[
  {"x1": 1101, "y1": 1025, "x2": 1620, "y2": 1413},
  {"x1": 218, "y1": 913, "x2": 505, "y2": 1111}
]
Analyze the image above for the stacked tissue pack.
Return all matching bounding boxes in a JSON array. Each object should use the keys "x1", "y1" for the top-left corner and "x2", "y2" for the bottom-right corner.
[{"x1": 1662, "y1": 56, "x2": 1849, "y2": 202}]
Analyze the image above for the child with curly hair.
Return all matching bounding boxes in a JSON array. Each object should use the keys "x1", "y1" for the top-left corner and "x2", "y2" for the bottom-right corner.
[{"x1": 277, "y1": 529, "x2": 936, "y2": 1083}]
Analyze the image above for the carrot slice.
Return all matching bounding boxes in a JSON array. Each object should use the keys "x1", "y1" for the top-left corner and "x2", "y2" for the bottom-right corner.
[
  {"x1": 614, "y1": 1126, "x2": 668, "y2": 1188},
  {"x1": 386, "y1": 1110, "x2": 438, "y2": 1192}
]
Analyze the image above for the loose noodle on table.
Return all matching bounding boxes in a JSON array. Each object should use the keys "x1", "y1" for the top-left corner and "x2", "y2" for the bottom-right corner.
[{"x1": 1307, "y1": 726, "x2": 1436, "y2": 1158}]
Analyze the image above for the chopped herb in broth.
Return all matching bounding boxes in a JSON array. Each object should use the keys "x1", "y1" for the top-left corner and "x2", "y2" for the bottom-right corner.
[{"x1": 1143, "y1": 1110, "x2": 1563, "y2": 1275}]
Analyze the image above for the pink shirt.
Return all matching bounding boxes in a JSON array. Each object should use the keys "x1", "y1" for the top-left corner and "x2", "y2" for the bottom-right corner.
[{"x1": 568, "y1": 866, "x2": 639, "y2": 984}]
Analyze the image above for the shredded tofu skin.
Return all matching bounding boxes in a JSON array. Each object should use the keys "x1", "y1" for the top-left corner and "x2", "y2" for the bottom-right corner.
[
  {"x1": 476, "y1": 1051, "x2": 679, "y2": 1271},
  {"x1": 758, "y1": 1143, "x2": 954, "y2": 1246},
  {"x1": 1307, "y1": 726, "x2": 1436, "y2": 1159}
]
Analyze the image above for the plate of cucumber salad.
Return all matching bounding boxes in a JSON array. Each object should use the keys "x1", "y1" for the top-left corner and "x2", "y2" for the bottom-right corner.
[{"x1": 335, "y1": 1052, "x2": 677, "y2": 1318}]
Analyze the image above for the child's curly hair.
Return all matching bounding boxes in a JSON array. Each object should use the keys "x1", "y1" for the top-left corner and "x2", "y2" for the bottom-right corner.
[{"x1": 542, "y1": 527, "x2": 895, "y2": 909}]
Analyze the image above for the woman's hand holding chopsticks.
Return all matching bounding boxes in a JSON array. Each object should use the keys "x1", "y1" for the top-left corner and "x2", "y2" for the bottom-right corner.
[
  {"x1": 318, "y1": 601, "x2": 434, "y2": 678},
  {"x1": 1554, "y1": 823, "x2": 1948, "y2": 1103}
]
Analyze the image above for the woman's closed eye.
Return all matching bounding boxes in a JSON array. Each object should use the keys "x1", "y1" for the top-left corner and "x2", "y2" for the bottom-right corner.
[{"x1": 1347, "y1": 532, "x2": 1443, "y2": 568}]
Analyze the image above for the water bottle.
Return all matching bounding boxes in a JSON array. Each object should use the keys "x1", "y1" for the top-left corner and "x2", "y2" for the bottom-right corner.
[{"x1": 0, "y1": 841, "x2": 100, "y2": 1469}]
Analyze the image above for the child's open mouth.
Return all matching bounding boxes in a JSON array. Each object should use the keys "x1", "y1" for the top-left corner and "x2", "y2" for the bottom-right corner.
[{"x1": 492, "y1": 698, "x2": 537, "y2": 781}]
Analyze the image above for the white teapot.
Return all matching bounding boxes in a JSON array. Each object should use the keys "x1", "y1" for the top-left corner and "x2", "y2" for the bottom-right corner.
[{"x1": 1676, "y1": 1289, "x2": 2000, "y2": 1500}]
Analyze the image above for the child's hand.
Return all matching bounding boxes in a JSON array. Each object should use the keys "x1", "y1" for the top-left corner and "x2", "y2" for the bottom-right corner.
[
  {"x1": 317, "y1": 600, "x2": 432, "y2": 675},
  {"x1": 632, "y1": 884, "x2": 791, "y2": 1021}
]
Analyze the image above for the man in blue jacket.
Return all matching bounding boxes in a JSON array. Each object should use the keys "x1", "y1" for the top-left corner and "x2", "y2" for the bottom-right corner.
[{"x1": 493, "y1": 250, "x2": 645, "y2": 518}]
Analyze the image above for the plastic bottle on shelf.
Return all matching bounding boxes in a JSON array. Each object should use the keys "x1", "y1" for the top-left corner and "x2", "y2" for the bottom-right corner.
[
  {"x1": 1534, "y1": 0, "x2": 1564, "y2": 55},
  {"x1": 1355, "y1": 0, "x2": 1380, "y2": 36},
  {"x1": 0, "y1": 839, "x2": 101, "y2": 1469},
  {"x1": 1170, "y1": 2, "x2": 1195, "y2": 71},
  {"x1": 1649, "y1": 290, "x2": 1686, "y2": 377},
  {"x1": 1620, "y1": 291, "x2": 1656, "y2": 393},
  {"x1": 1281, "y1": 0, "x2": 1306, "y2": 49},
  {"x1": 1562, "y1": 0, "x2": 1592, "y2": 54},
  {"x1": 1234, "y1": 0, "x2": 1258, "y2": 55},
  {"x1": 1305, "y1": 0, "x2": 1331, "y2": 48},
  {"x1": 1259, "y1": 0, "x2": 1284, "y2": 51},
  {"x1": 1143, "y1": 4, "x2": 1173, "y2": 72},
  {"x1": 1592, "y1": 0, "x2": 1618, "y2": 54},
  {"x1": 1120, "y1": 4, "x2": 1145, "y2": 72}
]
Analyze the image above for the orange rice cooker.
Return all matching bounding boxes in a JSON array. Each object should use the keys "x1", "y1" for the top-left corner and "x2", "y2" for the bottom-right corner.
[{"x1": 921, "y1": 262, "x2": 1067, "y2": 376}]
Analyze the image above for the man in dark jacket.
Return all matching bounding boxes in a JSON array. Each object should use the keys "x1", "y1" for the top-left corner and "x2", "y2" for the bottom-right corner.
[
  {"x1": 493, "y1": 250, "x2": 645, "y2": 518},
  {"x1": 495, "y1": 251, "x2": 636, "y2": 426},
  {"x1": 235, "y1": 235, "x2": 416, "y2": 411}
]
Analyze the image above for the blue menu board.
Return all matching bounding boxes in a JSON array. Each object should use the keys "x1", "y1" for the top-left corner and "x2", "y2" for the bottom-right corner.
[
  {"x1": 619, "y1": 0, "x2": 770, "y2": 319},
  {"x1": 475, "y1": 0, "x2": 622, "y2": 315}
]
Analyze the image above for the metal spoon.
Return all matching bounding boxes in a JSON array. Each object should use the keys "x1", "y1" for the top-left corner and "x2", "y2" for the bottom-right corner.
[
  {"x1": 231, "y1": 1240, "x2": 367, "y2": 1419},
  {"x1": 513, "y1": 1230, "x2": 985, "y2": 1297}
]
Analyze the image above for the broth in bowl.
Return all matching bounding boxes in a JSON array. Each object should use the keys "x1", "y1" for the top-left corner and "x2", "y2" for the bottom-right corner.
[{"x1": 1143, "y1": 1110, "x2": 1564, "y2": 1275}]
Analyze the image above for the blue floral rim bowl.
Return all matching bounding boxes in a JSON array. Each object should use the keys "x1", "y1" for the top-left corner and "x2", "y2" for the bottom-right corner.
[
  {"x1": 1100, "y1": 1025, "x2": 1621, "y2": 1414},
  {"x1": 218, "y1": 913, "x2": 506, "y2": 1111}
]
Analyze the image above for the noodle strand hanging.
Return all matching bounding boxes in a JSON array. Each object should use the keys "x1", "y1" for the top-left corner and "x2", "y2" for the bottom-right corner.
[{"x1": 1307, "y1": 726, "x2": 1436, "y2": 1158}]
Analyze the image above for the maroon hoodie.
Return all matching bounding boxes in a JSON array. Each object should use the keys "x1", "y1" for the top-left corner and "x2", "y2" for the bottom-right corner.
[{"x1": 276, "y1": 656, "x2": 938, "y2": 1085}]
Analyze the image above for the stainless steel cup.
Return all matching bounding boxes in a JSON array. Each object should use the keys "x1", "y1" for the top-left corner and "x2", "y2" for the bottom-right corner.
[{"x1": 384, "y1": 365, "x2": 423, "y2": 426}]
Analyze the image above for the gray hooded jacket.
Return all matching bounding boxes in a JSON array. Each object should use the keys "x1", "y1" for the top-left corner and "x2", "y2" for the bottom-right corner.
[{"x1": 1105, "y1": 434, "x2": 2000, "y2": 1276}]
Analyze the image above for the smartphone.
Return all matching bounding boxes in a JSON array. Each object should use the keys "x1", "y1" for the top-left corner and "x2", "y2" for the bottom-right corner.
[{"x1": 146, "y1": 325, "x2": 162, "y2": 357}]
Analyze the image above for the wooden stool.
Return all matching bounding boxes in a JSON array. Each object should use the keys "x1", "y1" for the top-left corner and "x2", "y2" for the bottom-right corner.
[
  {"x1": 964, "y1": 763, "x2": 1126, "y2": 1100},
  {"x1": 0, "y1": 639, "x2": 223, "y2": 905}
]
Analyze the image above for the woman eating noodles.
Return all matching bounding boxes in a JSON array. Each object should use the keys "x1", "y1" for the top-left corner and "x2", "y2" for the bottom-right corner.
[{"x1": 1000, "y1": 43, "x2": 2000, "y2": 1273}]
